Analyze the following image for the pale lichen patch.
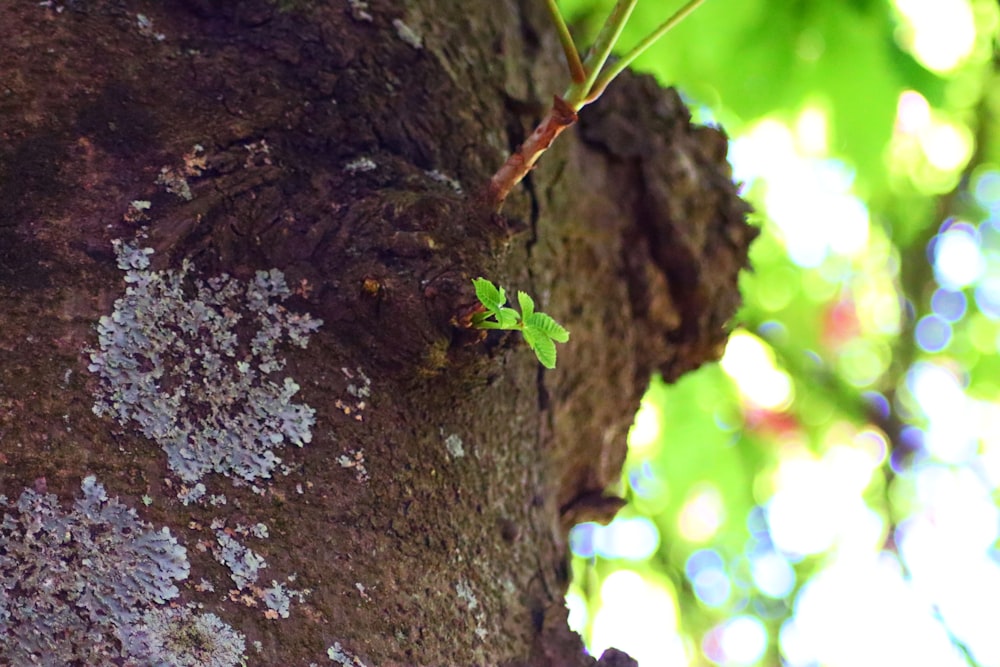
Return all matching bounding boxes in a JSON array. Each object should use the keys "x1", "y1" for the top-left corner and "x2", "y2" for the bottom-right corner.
[
  {"x1": 125, "y1": 199, "x2": 152, "y2": 224},
  {"x1": 327, "y1": 641, "x2": 369, "y2": 667},
  {"x1": 343, "y1": 156, "x2": 377, "y2": 173},
  {"x1": 156, "y1": 145, "x2": 206, "y2": 200},
  {"x1": 0, "y1": 476, "x2": 245, "y2": 666},
  {"x1": 355, "y1": 582, "x2": 372, "y2": 601},
  {"x1": 443, "y1": 432, "x2": 465, "y2": 459},
  {"x1": 123, "y1": 605, "x2": 246, "y2": 666},
  {"x1": 392, "y1": 18, "x2": 422, "y2": 50},
  {"x1": 347, "y1": 0, "x2": 373, "y2": 22},
  {"x1": 425, "y1": 169, "x2": 463, "y2": 194},
  {"x1": 156, "y1": 165, "x2": 193, "y2": 200},
  {"x1": 335, "y1": 367, "x2": 371, "y2": 422},
  {"x1": 456, "y1": 579, "x2": 488, "y2": 641},
  {"x1": 88, "y1": 240, "x2": 322, "y2": 489},
  {"x1": 135, "y1": 13, "x2": 166, "y2": 41},
  {"x1": 337, "y1": 448, "x2": 370, "y2": 484},
  {"x1": 210, "y1": 523, "x2": 309, "y2": 620}
]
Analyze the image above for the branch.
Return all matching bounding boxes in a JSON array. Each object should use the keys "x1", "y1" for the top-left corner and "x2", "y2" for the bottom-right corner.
[
  {"x1": 484, "y1": 0, "x2": 709, "y2": 210},
  {"x1": 485, "y1": 96, "x2": 578, "y2": 209}
]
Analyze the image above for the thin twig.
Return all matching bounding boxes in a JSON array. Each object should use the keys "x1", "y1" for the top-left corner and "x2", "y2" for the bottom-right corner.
[
  {"x1": 486, "y1": 96, "x2": 578, "y2": 208},
  {"x1": 544, "y1": 0, "x2": 587, "y2": 84}
]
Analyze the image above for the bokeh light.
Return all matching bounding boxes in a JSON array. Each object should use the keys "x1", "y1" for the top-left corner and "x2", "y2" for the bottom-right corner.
[
  {"x1": 678, "y1": 485, "x2": 725, "y2": 543},
  {"x1": 687, "y1": 550, "x2": 732, "y2": 608},
  {"x1": 974, "y1": 275, "x2": 1000, "y2": 318},
  {"x1": 933, "y1": 222, "x2": 985, "y2": 289},
  {"x1": 563, "y1": 1, "x2": 1000, "y2": 665},
  {"x1": 730, "y1": 120, "x2": 870, "y2": 267},
  {"x1": 719, "y1": 331, "x2": 793, "y2": 410},
  {"x1": 931, "y1": 288, "x2": 968, "y2": 321},
  {"x1": 703, "y1": 615, "x2": 768, "y2": 666},
  {"x1": 906, "y1": 362, "x2": 978, "y2": 463},
  {"x1": 749, "y1": 550, "x2": 795, "y2": 599},
  {"x1": 892, "y1": 0, "x2": 976, "y2": 73},
  {"x1": 914, "y1": 314, "x2": 952, "y2": 351},
  {"x1": 590, "y1": 571, "x2": 688, "y2": 667},
  {"x1": 570, "y1": 517, "x2": 660, "y2": 561},
  {"x1": 766, "y1": 445, "x2": 884, "y2": 557},
  {"x1": 781, "y1": 554, "x2": 970, "y2": 667},
  {"x1": 628, "y1": 400, "x2": 661, "y2": 456},
  {"x1": 974, "y1": 169, "x2": 1000, "y2": 210}
]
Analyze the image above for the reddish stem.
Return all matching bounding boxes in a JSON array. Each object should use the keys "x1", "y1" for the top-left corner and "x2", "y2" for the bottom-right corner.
[{"x1": 486, "y1": 96, "x2": 578, "y2": 210}]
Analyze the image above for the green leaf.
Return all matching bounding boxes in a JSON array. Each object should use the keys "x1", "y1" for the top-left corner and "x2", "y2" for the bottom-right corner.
[
  {"x1": 523, "y1": 326, "x2": 558, "y2": 369},
  {"x1": 473, "y1": 278, "x2": 506, "y2": 314},
  {"x1": 525, "y1": 312, "x2": 570, "y2": 343},
  {"x1": 518, "y1": 291, "x2": 535, "y2": 321},
  {"x1": 496, "y1": 307, "x2": 521, "y2": 329}
]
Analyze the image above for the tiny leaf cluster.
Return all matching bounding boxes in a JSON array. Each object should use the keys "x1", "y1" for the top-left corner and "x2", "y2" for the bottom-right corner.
[{"x1": 472, "y1": 278, "x2": 569, "y2": 369}]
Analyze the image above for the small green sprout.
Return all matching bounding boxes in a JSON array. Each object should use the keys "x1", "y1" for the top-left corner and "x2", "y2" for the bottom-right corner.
[{"x1": 472, "y1": 278, "x2": 570, "y2": 369}]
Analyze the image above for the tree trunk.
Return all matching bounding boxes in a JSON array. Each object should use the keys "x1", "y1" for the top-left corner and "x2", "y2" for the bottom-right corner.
[{"x1": 0, "y1": 1, "x2": 753, "y2": 666}]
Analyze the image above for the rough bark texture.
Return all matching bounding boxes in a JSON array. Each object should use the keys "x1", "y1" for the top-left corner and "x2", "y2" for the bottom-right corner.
[{"x1": 0, "y1": 1, "x2": 753, "y2": 666}]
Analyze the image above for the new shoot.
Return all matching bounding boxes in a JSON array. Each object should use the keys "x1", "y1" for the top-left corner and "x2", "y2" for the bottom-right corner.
[{"x1": 472, "y1": 278, "x2": 570, "y2": 369}]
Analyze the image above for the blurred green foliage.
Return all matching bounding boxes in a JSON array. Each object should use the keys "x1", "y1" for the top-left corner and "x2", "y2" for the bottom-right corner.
[{"x1": 558, "y1": 1, "x2": 1000, "y2": 665}]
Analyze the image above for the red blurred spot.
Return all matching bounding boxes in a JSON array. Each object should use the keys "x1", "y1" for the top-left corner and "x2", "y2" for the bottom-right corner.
[
  {"x1": 823, "y1": 298, "x2": 861, "y2": 348},
  {"x1": 745, "y1": 407, "x2": 799, "y2": 436}
]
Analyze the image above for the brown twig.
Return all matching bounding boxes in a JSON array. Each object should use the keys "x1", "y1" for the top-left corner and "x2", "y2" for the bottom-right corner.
[{"x1": 485, "y1": 96, "x2": 578, "y2": 210}]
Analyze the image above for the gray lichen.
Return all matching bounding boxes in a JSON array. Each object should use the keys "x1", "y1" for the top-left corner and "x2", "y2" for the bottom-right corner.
[
  {"x1": 260, "y1": 580, "x2": 308, "y2": 619},
  {"x1": 336, "y1": 448, "x2": 370, "y2": 484},
  {"x1": 392, "y1": 18, "x2": 422, "y2": 49},
  {"x1": 443, "y1": 432, "x2": 465, "y2": 458},
  {"x1": 327, "y1": 641, "x2": 368, "y2": 667},
  {"x1": 123, "y1": 605, "x2": 246, "y2": 667},
  {"x1": 135, "y1": 13, "x2": 166, "y2": 41},
  {"x1": 0, "y1": 476, "x2": 245, "y2": 666},
  {"x1": 343, "y1": 156, "x2": 377, "y2": 173},
  {"x1": 212, "y1": 527, "x2": 308, "y2": 619},
  {"x1": 424, "y1": 169, "x2": 463, "y2": 194},
  {"x1": 214, "y1": 531, "x2": 268, "y2": 590},
  {"x1": 456, "y1": 579, "x2": 488, "y2": 641},
  {"x1": 88, "y1": 240, "x2": 322, "y2": 487},
  {"x1": 347, "y1": 0, "x2": 373, "y2": 22},
  {"x1": 156, "y1": 166, "x2": 194, "y2": 200}
]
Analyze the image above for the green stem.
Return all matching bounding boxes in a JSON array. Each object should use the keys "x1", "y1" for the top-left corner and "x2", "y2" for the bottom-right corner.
[
  {"x1": 544, "y1": 0, "x2": 587, "y2": 84},
  {"x1": 565, "y1": 0, "x2": 639, "y2": 109},
  {"x1": 585, "y1": 0, "x2": 708, "y2": 104}
]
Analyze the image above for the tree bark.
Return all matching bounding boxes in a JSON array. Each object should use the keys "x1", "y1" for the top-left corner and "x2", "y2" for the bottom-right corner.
[{"x1": 0, "y1": 1, "x2": 753, "y2": 666}]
